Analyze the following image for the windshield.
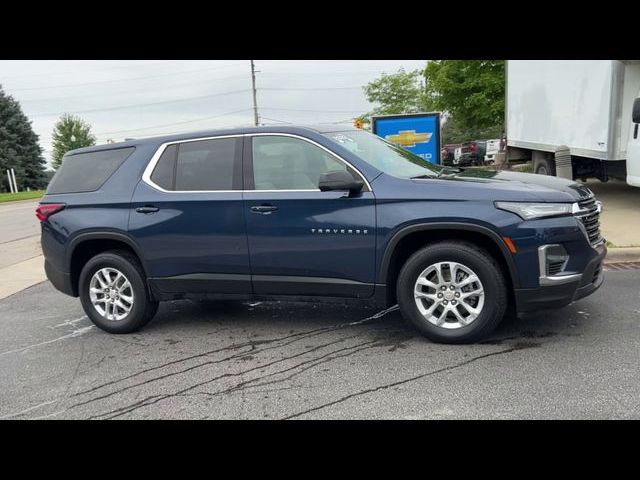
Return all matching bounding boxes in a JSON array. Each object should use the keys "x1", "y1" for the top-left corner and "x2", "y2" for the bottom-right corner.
[{"x1": 325, "y1": 130, "x2": 444, "y2": 178}]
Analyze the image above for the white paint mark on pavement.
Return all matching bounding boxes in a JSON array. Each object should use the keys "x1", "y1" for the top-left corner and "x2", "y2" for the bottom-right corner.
[
  {"x1": 350, "y1": 304, "x2": 399, "y2": 325},
  {"x1": 0, "y1": 399, "x2": 58, "y2": 419},
  {"x1": 0, "y1": 325, "x2": 93, "y2": 358},
  {"x1": 32, "y1": 409, "x2": 68, "y2": 420},
  {"x1": 53, "y1": 316, "x2": 88, "y2": 329}
]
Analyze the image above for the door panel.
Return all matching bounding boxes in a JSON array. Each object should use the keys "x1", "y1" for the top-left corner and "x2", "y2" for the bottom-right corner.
[
  {"x1": 129, "y1": 136, "x2": 250, "y2": 294},
  {"x1": 130, "y1": 183, "x2": 250, "y2": 279},
  {"x1": 243, "y1": 135, "x2": 376, "y2": 297}
]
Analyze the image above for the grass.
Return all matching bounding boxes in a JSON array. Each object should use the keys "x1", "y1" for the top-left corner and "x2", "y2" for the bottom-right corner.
[
  {"x1": 0, "y1": 190, "x2": 45, "y2": 203},
  {"x1": 606, "y1": 240, "x2": 617, "y2": 248}
]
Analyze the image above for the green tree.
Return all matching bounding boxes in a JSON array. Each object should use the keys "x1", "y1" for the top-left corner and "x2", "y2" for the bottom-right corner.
[
  {"x1": 0, "y1": 85, "x2": 47, "y2": 192},
  {"x1": 51, "y1": 114, "x2": 96, "y2": 170},
  {"x1": 362, "y1": 68, "x2": 432, "y2": 119},
  {"x1": 425, "y1": 60, "x2": 505, "y2": 135}
]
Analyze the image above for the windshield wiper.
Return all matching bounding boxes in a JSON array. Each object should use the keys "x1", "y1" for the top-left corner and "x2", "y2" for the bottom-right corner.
[
  {"x1": 436, "y1": 167, "x2": 462, "y2": 177},
  {"x1": 411, "y1": 167, "x2": 461, "y2": 180},
  {"x1": 410, "y1": 174, "x2": 435, "y2": 179}
]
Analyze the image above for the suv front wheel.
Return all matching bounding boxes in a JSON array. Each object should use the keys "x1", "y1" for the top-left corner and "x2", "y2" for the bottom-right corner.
[
  {"x1": 79, "y1": 250, "x2": 159, "y2": 334},
  {"x1": 396, "y1": 242, "x2": 507, "y2": 344}
]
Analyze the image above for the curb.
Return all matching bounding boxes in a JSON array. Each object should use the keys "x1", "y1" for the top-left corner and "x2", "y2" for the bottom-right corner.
[
  {"x1": 0, "y1": 198, "x2": 43, "y2": 207},
  {"x1": 604, "y1": 247, "x2": 640, "y2": 264}
]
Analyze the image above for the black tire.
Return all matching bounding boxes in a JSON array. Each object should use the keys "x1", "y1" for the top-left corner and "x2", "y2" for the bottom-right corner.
[
  {"x1": 79, "y1": 249, "x2": 158, "y2": 334},
  {"x1": 534, "y1": 157, "x2": 555, "y2": 176},
  {"x1": 396, "y1": 242, "x2": 508, "y2": 344}
]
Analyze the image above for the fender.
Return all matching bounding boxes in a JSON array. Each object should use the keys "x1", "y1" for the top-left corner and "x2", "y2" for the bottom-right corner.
[
  {"x1": 66, "y1": 230, "x2": 150, "y2": 277},
  {"x1": 377, "y1": 222, "x2": 520, "y2": 289}
]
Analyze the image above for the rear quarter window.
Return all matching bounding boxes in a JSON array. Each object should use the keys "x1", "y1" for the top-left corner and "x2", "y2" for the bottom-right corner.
[{"x1": 47, "y1": 147, "x2": 135, "y2": 194}]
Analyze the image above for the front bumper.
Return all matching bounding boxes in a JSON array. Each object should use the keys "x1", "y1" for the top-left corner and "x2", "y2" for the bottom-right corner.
[{"x1": 514, "y1": 243, "x2": 606, "y2": 313}]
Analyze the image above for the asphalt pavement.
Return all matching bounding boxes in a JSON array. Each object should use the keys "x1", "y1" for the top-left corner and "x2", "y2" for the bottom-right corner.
[{"x1": 1, "y1": 269, "x2": 638, "y2": 420}]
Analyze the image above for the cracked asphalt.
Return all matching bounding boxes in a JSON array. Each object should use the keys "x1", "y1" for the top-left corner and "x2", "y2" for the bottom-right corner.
[{"x1": 1, "y1": 270, "x2": 639, "y2": 419}]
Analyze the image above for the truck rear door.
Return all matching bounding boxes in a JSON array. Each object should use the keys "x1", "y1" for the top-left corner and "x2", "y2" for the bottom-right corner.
[{"x1": 628, "y1": 97, "x2": 640, "y2": 187}]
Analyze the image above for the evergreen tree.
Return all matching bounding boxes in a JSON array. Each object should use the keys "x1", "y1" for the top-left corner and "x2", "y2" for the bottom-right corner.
[
  {"x1": 0, "y1": 85, "x2": 47, "y2": 192},
  {"x1": 51, "y1": 114, "x2": 96, "y2": 170}
]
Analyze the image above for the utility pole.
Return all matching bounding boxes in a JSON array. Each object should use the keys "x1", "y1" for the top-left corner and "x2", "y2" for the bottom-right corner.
[
  {"x1": 6, "y1": 170, "x2": 14, "y2": 194},
  {"x1": 250, "y1": 60, "x2": 259, "y2": 127},
  {"x1": 11, "y1": 168, "x2": 18, "y2": 192}
]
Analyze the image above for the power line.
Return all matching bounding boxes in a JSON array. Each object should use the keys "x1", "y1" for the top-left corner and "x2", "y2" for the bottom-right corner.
[
  {"x1": 94, "y1": 110, "x2": 254, "y2": 140},
  {"x1": 325, "y1": 117, "x2": 359, "y2": 124},
  {"x1": 30, "y1": 89, "x2": 251, "y2": 117},
  {"x1": 6, "y1": 63, "x2": 250, "y2": 92},
  {"x1": 0, "y1": 60, "x2": 244, "y2": 80},
  {"x1": 19, "y1": 74, "x2": 249, "y2": 103},
  {"x1": 261, "y1": 86, "x2": 362, "y2": 91},
  {"x1": 259, "y1": 69, "x2": 390, "y2": 77},
  {"x1": 95, "y1": 108, "x2": 254, "y2": 136},
  {"x1": 258, "y1": 116, "x2": 292, "y2": 124},
  {"x1": 96, "y1": 119, "x2": 253, "y2": 142},
  {"x1": 18, "y1": 80, "x2": 359, "y2": 106},
  {"x1": 261, "y1": 106, "x2": 366, "y2": 113}
]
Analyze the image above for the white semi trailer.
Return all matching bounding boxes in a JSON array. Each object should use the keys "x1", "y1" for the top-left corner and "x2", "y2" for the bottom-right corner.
[{"x1": 506, "y1": 60, "x2": 640, "y2": 187}]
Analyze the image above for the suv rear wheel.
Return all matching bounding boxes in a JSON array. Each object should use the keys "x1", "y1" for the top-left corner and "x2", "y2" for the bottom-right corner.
[
  {"x1": 79, "y1": 250, "x2": 158, "y2": 334},
  {"x1": 396, "y1": 242, "x2": 507, "y2": 344}
]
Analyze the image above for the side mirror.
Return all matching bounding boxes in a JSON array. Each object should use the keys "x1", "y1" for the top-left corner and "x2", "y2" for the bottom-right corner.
[
  {"x1": 318, "y1": 170, "x2": 364, "y2": 194},
  {"x1": 633, "y1": 97, "x2": 640, "y2": 124}
]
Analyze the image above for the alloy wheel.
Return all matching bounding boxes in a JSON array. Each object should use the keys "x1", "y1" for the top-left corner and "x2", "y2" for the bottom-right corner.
[
  {"x1": 89, "y1": 267, "x2": 135, "y2": 321},
  {"x1": 413, "y1": 261, "x2": 485, "y2": 329}
]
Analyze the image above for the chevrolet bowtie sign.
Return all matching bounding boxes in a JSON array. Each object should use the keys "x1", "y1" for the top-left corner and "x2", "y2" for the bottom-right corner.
[
  {"x1": 372, "y1": 112, "x2": 441, "y2": 165},
  {"x1": 385, "y1": 130, "x2": 432, "y2": 147}
]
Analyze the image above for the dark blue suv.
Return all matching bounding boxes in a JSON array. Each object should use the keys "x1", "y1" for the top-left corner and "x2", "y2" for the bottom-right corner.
[{"x1": 38, "y1": 125, "x2": 606, "y2": 343}]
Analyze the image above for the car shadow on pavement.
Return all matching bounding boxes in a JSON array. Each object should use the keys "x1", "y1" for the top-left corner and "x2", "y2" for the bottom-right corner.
[{"x1": 142, "y1": 298, "x2": 582, "y2": 349}]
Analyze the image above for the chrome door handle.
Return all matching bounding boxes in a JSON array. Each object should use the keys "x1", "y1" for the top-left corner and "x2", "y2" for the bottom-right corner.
[
  {"x1": 136, "y1": 206, "x2": 159, "y2": 214},
  {"x1": 250, "y1": 205, "x2": 278, "y2": 214}
]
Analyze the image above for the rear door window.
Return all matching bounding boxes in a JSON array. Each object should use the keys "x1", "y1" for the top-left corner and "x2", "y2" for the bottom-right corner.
[
  {"x1": 148, "y1": 137, "x2": 241, "y2": 191},
  {"x1": 47, "y1": 147, "x2": 135, "y2": 194}
]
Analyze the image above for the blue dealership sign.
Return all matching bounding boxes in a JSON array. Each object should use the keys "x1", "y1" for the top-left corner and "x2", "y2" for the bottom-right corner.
[{"x1": 371, "y1": 112, "x2": 441, "y2": 164}]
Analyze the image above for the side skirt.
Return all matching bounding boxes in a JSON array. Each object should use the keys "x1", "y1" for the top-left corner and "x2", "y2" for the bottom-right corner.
[{"x1": 148, "y1": 274, "x2": 388, "y2": 308}]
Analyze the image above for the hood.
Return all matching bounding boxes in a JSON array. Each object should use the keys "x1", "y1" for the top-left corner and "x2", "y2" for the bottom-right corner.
[{"x1": 438, "y1": 169, "x2": 593, "y2": 202}]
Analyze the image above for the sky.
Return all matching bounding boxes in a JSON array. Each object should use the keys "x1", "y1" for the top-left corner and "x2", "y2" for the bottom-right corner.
[{"x1": 0, "y1": 60, "x2": 426, "y2": 169}]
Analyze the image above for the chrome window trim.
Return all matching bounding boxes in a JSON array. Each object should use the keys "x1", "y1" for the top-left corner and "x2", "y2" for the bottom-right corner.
[
  {"x1": 141, "y1": 132, "x2": 373, "y2": 194},
  {"x1": 248, "y1": 189, "x2": 320, "y2": 193}
]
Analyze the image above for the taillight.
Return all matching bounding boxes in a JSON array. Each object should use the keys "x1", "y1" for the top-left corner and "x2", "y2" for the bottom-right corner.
[
  {"x1": 36, "y1": 203, "x2": 65, "y2": 222},
  {"x1": 471, "y1": 143, "x2": 477, "y2": 153}
]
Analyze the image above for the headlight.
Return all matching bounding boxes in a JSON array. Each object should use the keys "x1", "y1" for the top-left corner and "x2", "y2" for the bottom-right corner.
[{"x1": 495, "y1": 201, "x2": 576, "y2": 220}]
